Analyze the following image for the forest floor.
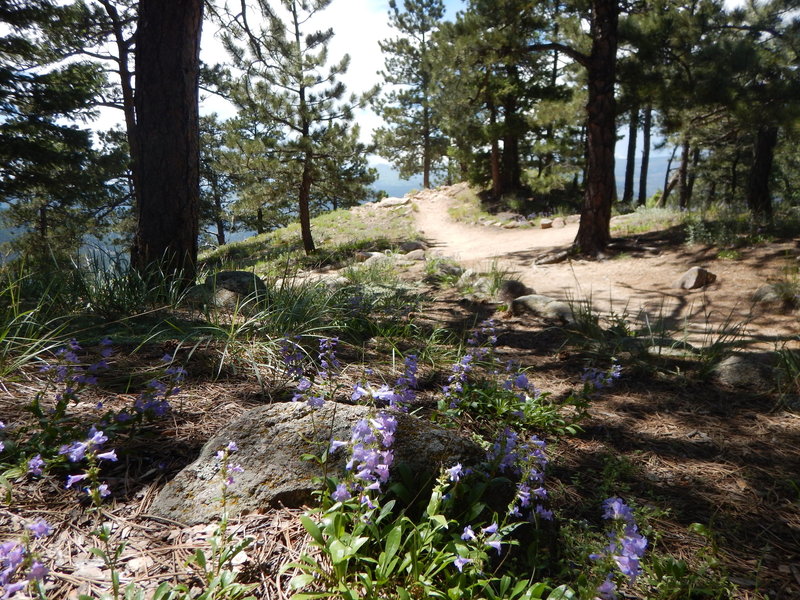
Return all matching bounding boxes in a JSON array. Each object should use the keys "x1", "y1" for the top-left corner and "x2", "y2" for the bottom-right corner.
[{"x1": 2, "y1": 188, "x2": 800, "y2": 599}]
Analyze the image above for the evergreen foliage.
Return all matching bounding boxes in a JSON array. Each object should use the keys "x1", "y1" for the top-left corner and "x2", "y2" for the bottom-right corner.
[{"x1": 221, "y1": 0, "x2": 377, "y2": 255}]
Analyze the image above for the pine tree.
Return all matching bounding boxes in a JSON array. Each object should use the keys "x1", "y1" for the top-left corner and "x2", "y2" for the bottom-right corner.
[
  {"x1": 0, "y1": 0, "x2": 123, "y2": 257},
  {"x1": 223, "y1": 0, "x2": 376, "y2": 254},
  {"x1": 373, "y1": 0, "x2": 447, "y2": 189}
]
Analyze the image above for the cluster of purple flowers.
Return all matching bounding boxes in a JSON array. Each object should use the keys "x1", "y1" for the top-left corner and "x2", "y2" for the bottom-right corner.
[
  {"x1": 216, "y1": 441, "x2": 243, "y2": 487},
  {"x1": 581, "y1": 362, "x2": 622, "y2": 391},
  {"x1": 292, "y1": 338, "x2": 340, "y2": 409},
  {"x1": 279, "y1": 336, "x2": 305, "y2": 378},
  {"x1": 39, "y1": 338, "x2": 113, "y2": 405},
  {"x1": 118, "y1": 354, "x2": 186, "y2": 420},
  {"x1": 1, "y1": 519, "x2": 52, "y2": 598},
  {"x1": 329, "y1": 412, "x2": 397, "y2": 507},
  {"x1": 444, "y1": 319, "x2": 500, "y2": 407},
  {"x1": 0, "y1": 421, "x2": 5, "y2": 454},
  {"x1": 351, "y1": 354, "x2": 418, "y2": 410},
  {"x1": 590, "y1": 497, "x2": 648, "y2": 599},
  {"x1": 501, "y1": 372, "x2": 540, "y2": 402},
  {"x1": 453, "y1": 521, "x2": 505, "y2": 573},
  {"x1": 59, "y1": 426, "x2": 117, "y2": 498},
  {"x1": 488, "y1": 429, "x2": 552, "y2": 521}
]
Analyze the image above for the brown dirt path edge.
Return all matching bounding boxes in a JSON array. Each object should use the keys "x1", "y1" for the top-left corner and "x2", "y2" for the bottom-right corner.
[{"x1": 411, "y1": 188, "x2": 799, "y2": 349}]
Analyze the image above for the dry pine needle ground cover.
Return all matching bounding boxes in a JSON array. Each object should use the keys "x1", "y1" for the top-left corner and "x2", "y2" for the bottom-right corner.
[{"x1": 2, "y1": 216, "x2": 800, "y2": 599}]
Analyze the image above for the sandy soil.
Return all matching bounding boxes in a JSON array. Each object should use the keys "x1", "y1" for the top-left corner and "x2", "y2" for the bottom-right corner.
[{"x1": 411, "y1": 188, "x2": 799, "y2": 349}]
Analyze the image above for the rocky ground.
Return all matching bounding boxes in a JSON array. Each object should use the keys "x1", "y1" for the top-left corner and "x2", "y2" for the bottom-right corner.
[{"x1": 2, "y1": 187, "x2": 799, "y2": 599}]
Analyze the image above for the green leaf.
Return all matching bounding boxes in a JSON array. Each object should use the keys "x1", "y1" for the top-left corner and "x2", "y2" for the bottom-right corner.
[
  {"x1": 300, "y1": 515, "x2": 326, "y2": 546},
  {"x1": 547, "y1": 585, "x2": 576, "y2": 599},
  {"x1": 289, "y1": 573, "x2": 316, "y2": 590},
  {"x1": 328, "y1": 539, "x2": 350, "y2": 564}
]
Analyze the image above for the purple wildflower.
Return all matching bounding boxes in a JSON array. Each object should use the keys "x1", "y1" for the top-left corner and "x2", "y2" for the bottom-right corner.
[
  {"x1": 27, "y1": 455, "x2": 45, "y2": 476},
  {"x1": 453, "y1": 556, "x2": 472, "y2": 572},
  {"x1": 96, "y1": 450, "x2": 117, "y2": 462},
  {"x1": 26, "y1": 520, "x2": 52, "y2": 539},
  {"x1": 461, "y1": 525, "x2": 476, "y2": 541},
  {"x1": 27, "y1": 561, "x2": 49, "y2": 581},
  {"x1": 66, "y1": 473, "x2": 89, "y2": 488},
  {"x1": 596, "y1": 575, "x2": 617, "y2": 600},
  {"x1": 331, "y1": 483, "x2": 351, "y2": 502},
  {"x1": 446, "y1": 463, "x2": 464, "y2": 482}
]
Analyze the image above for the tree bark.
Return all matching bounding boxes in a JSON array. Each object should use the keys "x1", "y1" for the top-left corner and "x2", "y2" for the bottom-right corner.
[
  {"x1": 658, "y1": 145, "x2": 677, "y2": 207},
  {"x1": 746, "y1": 125, "x2": 778, "y2": 221},
  {"x1": 298, "y1": 148, "x2": 316, "y2": 254},
  {"x1": 132, "y1": 0, "x2": 202, "y2": 282},
  {"x1": 574, "y1": 0, "x2": 619, "y2": 256},
  {"x1": 488, "y1": 98, "x2": 502, "y2": 200},
  {"x1": 500, "y1": 64, "x2": 522, "y2": 195},
  {"x1": 637, "y1": 104, "x2": 652, "y2": 205},
  {"x1": 622, "y1": 105, "x2": 638, "y2": 205},
  {"x1": 678, "y1": 135, "x2": 690, "y2": 210}
]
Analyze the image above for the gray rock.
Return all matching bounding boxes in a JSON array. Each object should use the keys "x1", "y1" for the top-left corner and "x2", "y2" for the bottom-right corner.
[
  {"x1": 552, "y1": 217, "x2": 566, "y2": 229},
  {"x1": 149, "y1": 403, "x2": 483, "y2": 525},
  {"x1": 363, "y1": 252, "x2": 390, "y2": 267},
  {"x1": 672, "y1": 267, "x2": 717, "y2": 290},
  {"x1": 405, "y1": 249, "x2": 427, "y2": 261},
  {"x1": 497, "y1": 280, "x2": 533, "y2": 304},
  {"x1": 495, "y1": 211, "x2": 524, "y2": 222},
  {"x1": 376, "y1": 196, "x2": 410, "y2": 208},
  {"x1": 205, "y1": 271, "x2": 268, "y2": 298},
  {"x1": 399, "y1": 241, "x2": 427, "y2": 252},
  {"x1": 502, "y1": 221, "x2": 522, "y2": 229},
  {"x1": 713, "y1": 353, "x2": 778, "y2": 392},
  {"x1": 539, "y1": 219, "x2": 553, "y2": 229},
  {"x1": 752, "y1": 284, "x2": 782, "y2": 304},
  {"x1": 183, "y1": 284, "x2": 213, "y2": 307},
  {"x1": 435, "y1": 260, "x2": 464, "y2": 277},
  {"x1": 511, "y1": 294, "x2": 574, "y2": 324},
  {"x1": 355, "y1": 251, "x2": 385, "y2": 263},
  {"x1": 565, "y1": 214, "x2": 581, "y2": 224}
]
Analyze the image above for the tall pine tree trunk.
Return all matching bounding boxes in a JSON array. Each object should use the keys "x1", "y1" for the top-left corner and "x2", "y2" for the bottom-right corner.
[
  {"x1": 622, "y1": 105, "x2": 638, "y2": 205},
  {"x1": 132, "y1": 0, "x2": 202, "y2": 282},
  {"x1": 747, "y1": 125, "x2": 778, "y2": 221},
  {"x1": 299, "y1": 147, "x2": 316, "y2": 254},
  {"x1": 574, "y1": 0, "x2": 618, "y2": 256},
  {"x1": 637, "y1": 104, "x2": 652, "y2": 206},
  {"x1": 678, "y1": 135, "x2": 690, "y2": 210},
  {"x1": 488, "y1": 99, "x2": 502, "y2": 200}
]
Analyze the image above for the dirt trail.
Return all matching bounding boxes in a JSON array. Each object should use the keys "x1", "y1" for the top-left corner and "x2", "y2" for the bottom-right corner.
[{"x1": 410, "y1": 188, "x2": 798, "y2": 348}]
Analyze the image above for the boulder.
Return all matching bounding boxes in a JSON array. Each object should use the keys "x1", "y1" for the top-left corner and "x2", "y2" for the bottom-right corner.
[
  {"x1": 399, "y1": 241, "x2": 427, "y2": 252},
  {"x1": 671, "y1": 267, "x2": 717, "y2": 290},
  {"x1": 539, "y1": 219, "x2": 553, "y2": 229},
  {"x1": 363, "y1": 252, "x2": 391, "y2": 267},
  {"x1": 495, "y1": 211, "x2": 524, "y2": 222},
  {"x1": 752, "y1": 284, "x2": 783, "y2": 305},
  {"x1": 205, "y1": 271, "x2": 268, "y2": 298},
  {"x1": 497, "y1": 280, "x2": 533, "y2": 304},
  {"x1": 376, "y1": 196, "x2": 410, "y2": 208},
  {"x1": 713, "y1": 353, "x2": 778, "y2": 392},
  {"x1": 355, "y1": 251, "x2": 385, "y2": 262},
  {"x1": 405, "y1": 249, "x2": 427, "y2": 261},
  {"x1": 149, "y1": 402, "x2": 483, "y2": 525},
  {"x1": 565, "y1": 214, "x2": 581, "y2": 224},
  {"x1": 552, "y1": 217, "x2": 566, "y2": 229},
  {"x1": 511, "y1": 294, "x2": 574, "y2": 324}
]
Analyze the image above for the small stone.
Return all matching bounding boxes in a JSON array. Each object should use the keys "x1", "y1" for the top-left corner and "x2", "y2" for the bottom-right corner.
[
  {"x1": 672, "y1": 266, "x2": 717, "y2": 290},
  {"x1": 552, "y1": 217, "x2": 566, "y2": 229},
  {"x1": 540, "y1": 219, "x2": 553, "y2": 229}
]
